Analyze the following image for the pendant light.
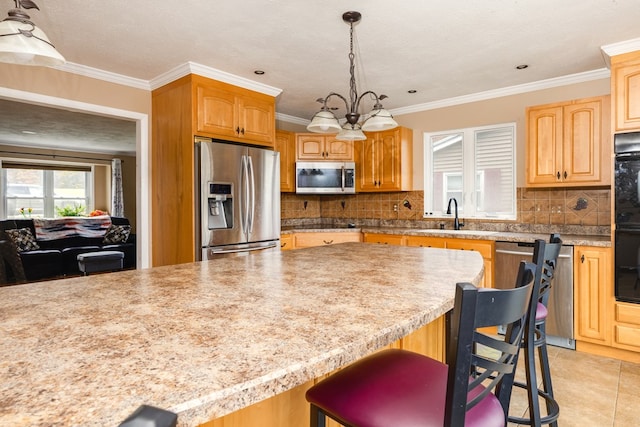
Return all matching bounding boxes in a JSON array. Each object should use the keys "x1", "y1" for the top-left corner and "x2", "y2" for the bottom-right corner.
[
  {"x1": 307, "y1": 11, "x2": 398, "y2": 140},
  {"x1": 0, "y1": 0, "x2": 65, "y2": 67}
]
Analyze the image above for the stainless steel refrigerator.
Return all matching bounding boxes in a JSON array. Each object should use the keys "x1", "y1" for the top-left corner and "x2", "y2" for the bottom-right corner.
[{"x1": 195, "y1": 137, "x2": 280, "y2": 260}]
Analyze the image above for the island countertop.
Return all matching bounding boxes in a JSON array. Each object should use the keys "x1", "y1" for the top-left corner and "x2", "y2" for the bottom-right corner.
[{"x1": 0, "y1": 243, "x2": 483, "y2": 426}]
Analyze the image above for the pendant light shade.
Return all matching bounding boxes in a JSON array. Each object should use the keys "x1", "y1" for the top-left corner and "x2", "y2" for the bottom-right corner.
[
  {"x1": 336, "y1": 123, "x2": 366, "y2": 141},
  {"x1": 307, "y1": 108, "x2": 341, "y2": 134},
  {"x1": 361, "y1": 107, "x2": 399, "y2": 132},
  {"x1": 307, "y1": 11, "x2": 397, "y2": 137},
  {"x1": 0, "y1": 1, "x2": 65, "y2": 67}
]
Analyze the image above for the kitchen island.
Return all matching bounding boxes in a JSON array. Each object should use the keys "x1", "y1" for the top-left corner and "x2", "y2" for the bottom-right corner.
[{"x1": 0, "y1": 243, "x2": 483, "y2": 426}]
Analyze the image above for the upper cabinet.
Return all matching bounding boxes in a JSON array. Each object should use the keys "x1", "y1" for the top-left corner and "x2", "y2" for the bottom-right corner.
[
  {"x1": 196, "y1": 81, "x2": 275, "y2": 146},
  {"x1": 275, "y1": 130, "x2": 295, "y2": 192},
  {"x1": 357, "y1": 126, "x2": 413, "y2": 192},
  {"x1": 611, "y1": 51, "x2": 640, "y2": 132},
  {"x1": 295, "y1": 134, "x2": 354, "y2": 161},
  {"x1": 526, "y1": 95, "x2": 611, "y2": 187}
]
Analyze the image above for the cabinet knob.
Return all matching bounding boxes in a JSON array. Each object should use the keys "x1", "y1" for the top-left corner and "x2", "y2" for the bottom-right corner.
[
  {"x1": 323, "y1": 239, "x2": 334, "y2": 245},
  {"x1": 241, "y1": 128, "x2": 245, "y2": 135},
  {"x1": 236, "y1": 126, "x2": 240, "y2": 134},
  {"x1": 581, "y1": 254, "x2": 585, "y2": 263},
  {"x1": 556, "y1": 171, "x2": 561, "y2": 180},
  {"x1": 563, "y1": 171, "x2": 568, "y2": 179}
]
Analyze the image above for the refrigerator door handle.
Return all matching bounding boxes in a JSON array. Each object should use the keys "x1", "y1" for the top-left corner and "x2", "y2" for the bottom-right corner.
[
  {"x1": 208, "y1": 242, "x2": 278, "y2": 255},
  {"x1": 241, "y1": 155, "x2": 250, "y2": 235},
  {"x1": 247, "y1": 155, "x2": 256, "y2": 233}
]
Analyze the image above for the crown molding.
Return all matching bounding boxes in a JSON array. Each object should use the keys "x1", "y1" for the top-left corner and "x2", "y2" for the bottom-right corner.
[
  {"x1": 149, "y1": 62, "x2": 283, "y2": 97},
  {"x1": 390, "y1": 68, "x2": 610, "y2": 116},
  {"x1": 275, "y1": 112, "x2": 309, "y2": 126},
  {"x1": 54, "y1": 62, "x2": 151, "y2": 90},
  {"x1": 601, "y1": 37, "x2": 640, "y2": 67}
]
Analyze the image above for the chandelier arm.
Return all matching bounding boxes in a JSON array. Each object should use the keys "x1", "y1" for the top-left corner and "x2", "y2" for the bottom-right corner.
[
  {"x1": 354, "y1": 90, "x2": 382, "y2": 113},
  {"x1": 321, "y1": 92, "x2": 350, "y2": 113}
]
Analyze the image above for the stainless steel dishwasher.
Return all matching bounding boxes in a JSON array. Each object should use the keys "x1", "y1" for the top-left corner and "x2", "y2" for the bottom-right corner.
[{"x1": 494, "y1": 241, "x2": 575, "y2": 349}]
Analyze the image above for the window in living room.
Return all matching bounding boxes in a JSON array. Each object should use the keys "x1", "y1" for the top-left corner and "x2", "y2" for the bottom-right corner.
[
  {"x1": 423, "y1": 123, "x2": 516, "y2": 220},
  {"x1": 1, "y1": 162, "x2": 93, "y2": 219}
]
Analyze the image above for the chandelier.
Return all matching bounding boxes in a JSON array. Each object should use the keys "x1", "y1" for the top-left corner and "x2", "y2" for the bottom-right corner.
[
  {"x1": 306, "y1": 11, "x2": 398, "y2": 141},
  {"x1": 0, "y1": 0, "x2": 65, "y2": 66}
]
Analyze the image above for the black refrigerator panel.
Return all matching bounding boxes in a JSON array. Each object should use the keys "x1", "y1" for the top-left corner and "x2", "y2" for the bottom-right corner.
[
  {"x1": 615, "y1": 154, "x2": 640, "y2": 227},
  {"x1": 615, "y1": 229, "x2": 640, "y2": 303}
]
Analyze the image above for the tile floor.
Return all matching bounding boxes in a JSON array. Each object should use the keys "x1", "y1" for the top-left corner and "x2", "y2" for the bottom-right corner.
[{"x1": 507, "y1": 345, "x2": 640, "y2": 427}]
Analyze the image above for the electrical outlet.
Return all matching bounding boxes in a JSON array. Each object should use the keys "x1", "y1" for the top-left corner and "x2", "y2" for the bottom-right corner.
[{"x1": 393, "y1": 204, "x2": 398, "y2": 212}]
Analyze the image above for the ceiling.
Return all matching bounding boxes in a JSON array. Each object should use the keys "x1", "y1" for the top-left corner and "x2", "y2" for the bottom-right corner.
[{"x1": 1, "y1": 0, "x2": 639, "y2": 155}]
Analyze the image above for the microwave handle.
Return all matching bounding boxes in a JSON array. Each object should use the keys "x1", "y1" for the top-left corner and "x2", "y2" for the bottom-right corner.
[{"x1": 341, "y1": 166, "x2": 346, "y2": 192}]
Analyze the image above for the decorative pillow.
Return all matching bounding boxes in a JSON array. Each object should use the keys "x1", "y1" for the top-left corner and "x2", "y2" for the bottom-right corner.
[
  {"x1": 103, "y1": 224, "x2": 131, "y2": 244},
  {"x1": 5, "y1": 228, "x2": 40, "y2": 252}
]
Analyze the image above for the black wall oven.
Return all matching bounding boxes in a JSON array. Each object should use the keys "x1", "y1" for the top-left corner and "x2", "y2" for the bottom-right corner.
[{"x1": 614, "y1": 131, "x2": 640, "y2": 303}]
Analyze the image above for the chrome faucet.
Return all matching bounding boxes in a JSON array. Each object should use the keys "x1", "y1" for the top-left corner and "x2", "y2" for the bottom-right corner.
[{"x1": 446, "y1": 198, "x2": 464, "y2": 230}]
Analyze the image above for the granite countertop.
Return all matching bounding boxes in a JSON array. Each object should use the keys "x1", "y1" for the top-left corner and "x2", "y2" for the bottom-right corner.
[
  {"x1": 281, "y1": 226, "x2": 611, "y2": 247},
  {"x1": 0, "y1": 243, "x2": 483, "y2": 427}
]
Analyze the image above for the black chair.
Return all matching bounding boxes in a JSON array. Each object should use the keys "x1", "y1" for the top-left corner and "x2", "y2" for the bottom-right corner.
[
  {"x1": 509, "y1": 234, "x2": 562, "y2": 427},
  {"x1": 305, "y1": 261, "x2": 536, "y2": 427},
  {"x1": 0, "y1": 239, "x2": 26, "y2": 286}
]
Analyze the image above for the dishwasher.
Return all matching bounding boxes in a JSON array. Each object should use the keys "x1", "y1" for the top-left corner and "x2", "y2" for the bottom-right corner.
[{"x1": 494, "y1": 241, "x2": 575, "y2": 349}]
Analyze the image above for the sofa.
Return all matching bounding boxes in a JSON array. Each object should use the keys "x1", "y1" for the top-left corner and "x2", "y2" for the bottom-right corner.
[{"x1": 0, "y1": 216, "x2": 136, "y2": 283}]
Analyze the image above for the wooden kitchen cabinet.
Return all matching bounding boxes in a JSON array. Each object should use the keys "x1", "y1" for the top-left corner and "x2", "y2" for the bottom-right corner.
[
  {"x1": 295, "y1": 134, "x2": 354, "y2": 161},
  {"x1": 280, "y1": 234, "x2": 294, "y2": 251},
  {"x1": 275, "y1": 130, "x2": 295, "y2": 192},
  {"x1": 611, "y1": 51, "x2": 640, "y2": 132},
  {"x1": 196, "y1": 81, "x2": 275, "y2": 146},
  {"x1": 574, "y1": 246, "x2": 612, "y2": 345},
  {"x1": 293, "y1": 232, "x2": 362, "y2": 249},
  {"x1": 613, "y1": 302, "x2": 640, "y2": 352},
  {"x1": 151, "y1": 74, "x2": 277, "y2": 266},
  {"x1": 404, "y1": 235, "x2": 446, "y2": 248},
  {"x1": 363, "y1": 233, "x2": 406, "y2": 245},
  {"x1": 526, "y1": 96, "x2": 611, "y2": 187},
  {"x1": 357, "y1": 127, "x2": 413, "y2": 192}
]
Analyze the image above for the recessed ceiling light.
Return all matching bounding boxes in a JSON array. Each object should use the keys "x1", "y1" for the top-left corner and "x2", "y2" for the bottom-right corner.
[
  {"x1": 408, "y1": 89, "x2": 417, "y2": 94},
  {"x1": 254, "y1": 70, "x2": 265, "y2": 75},
  {"x1": 515, "y1": 64, "x2": 529, "y2": 70}
]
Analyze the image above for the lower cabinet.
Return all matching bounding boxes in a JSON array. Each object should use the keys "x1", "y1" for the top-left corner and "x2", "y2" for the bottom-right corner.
[
  {"x1": 283, "y1": 232, "x2": 362, "y2": 250},
  {"x1": 280, "y1": 234, "x2": 294, "y2": 251},
  {"x1": 613, "y1": 302, "x2": 640, "y2": 352},
  {"x1": 574, "y1": 246, "x2": 612, "y2": 345},
  {"x1": 362, "y1": 232, "x2": 406, "y2": 246}
]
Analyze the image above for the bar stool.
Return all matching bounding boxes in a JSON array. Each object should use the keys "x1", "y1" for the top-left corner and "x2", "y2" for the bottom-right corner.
[
  {"x1": 305, "y1": 261, "x2": 537, "y2": 427},
  {"x1": 509, "y1": 234, "x2": 562, "y2": 427}
]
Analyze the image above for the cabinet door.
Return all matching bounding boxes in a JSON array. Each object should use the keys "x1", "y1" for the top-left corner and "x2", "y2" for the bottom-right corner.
[
  {"x1": 280, "y1": 234, "x2": 294, "y2": 251},
  {"x1": 294, "y1": 232, "x2": 362, "y2": 248},
  {"x1": 324, "y1": 136, "x2": 354, "y2": 160},
  {"x1": 613, "y1": 61, "x2": 640, "y2": 132},
  {"x1": 237, "y1": 95, "x2": 275, "y2": 146},
  {"x1": 526, "y1": 105, "x2": 563, "y2": 185},
  {"x1": 196, "y1": 84, "x2": 237, "y2": 138},
  {"x1": 362, "y1": 233, "x2": 404, "y2": 245},
  {"x1": 405, "y1": 236, "x2": 446, "y2": 248},
  {"x1": 574, "y1": 246, "x2": 611, "y2": 345},
  {"x1": 275, "y1": 130, "x2": 295, "y2": 192},
  {"x1": 357, "y1": 136, "x2": 378, "y2": 191},
  {"x1": 562, "y1": 100, "x2": 603, "y2": 184},
  {"x1": 377, "y1": 130, "x2": 402, "y2": 191},
  {"x1": 613, "y1": 303, "x2": 640, "y2": 352},
  {"x1": 296, "y1": 135, "x2": 326, "y2": 160}
]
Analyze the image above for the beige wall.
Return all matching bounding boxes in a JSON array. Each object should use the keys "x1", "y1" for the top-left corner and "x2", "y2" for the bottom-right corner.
[{"x1": 395, "y1": 78, "x2": 611, "y2": 189}]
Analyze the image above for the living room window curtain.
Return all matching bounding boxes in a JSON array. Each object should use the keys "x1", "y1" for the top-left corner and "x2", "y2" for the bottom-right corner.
[{"x1": 111, "y1": 158, "x2": 124, "y2": 217}]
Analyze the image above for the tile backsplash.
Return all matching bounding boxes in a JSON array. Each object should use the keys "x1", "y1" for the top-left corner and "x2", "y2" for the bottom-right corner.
[{"x1": 281, "y1": 187, "x2": 611, "y2": 236}]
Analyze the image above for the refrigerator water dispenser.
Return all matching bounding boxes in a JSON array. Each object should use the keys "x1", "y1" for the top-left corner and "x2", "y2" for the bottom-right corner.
[{"x1": 208, "y1": 183, "x2": 233, "y2": 229}]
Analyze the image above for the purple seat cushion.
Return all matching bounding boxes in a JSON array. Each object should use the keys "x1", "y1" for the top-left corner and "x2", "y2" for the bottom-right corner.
[
  {"x1": 535, "y1": 302, "x2": 548, "y2": 321},
  {"x1": 306, "y1": 348, "x2": 505, "y2": 427}
]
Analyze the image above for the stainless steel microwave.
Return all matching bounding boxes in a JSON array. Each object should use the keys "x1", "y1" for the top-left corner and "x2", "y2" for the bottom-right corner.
[{"x1": 295, "y1": 161, "x2": 356, "y2": 194}]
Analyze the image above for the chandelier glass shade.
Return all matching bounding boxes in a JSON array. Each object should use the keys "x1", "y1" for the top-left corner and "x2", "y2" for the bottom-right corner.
[
  {"x1": 306, "y1": 11, "x2": 398, "y2": 140},
  {"x1": 0, "y1": 0, "x2": 65, "y2": 66}
]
